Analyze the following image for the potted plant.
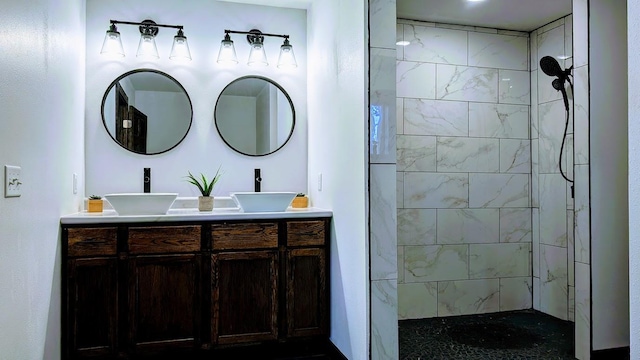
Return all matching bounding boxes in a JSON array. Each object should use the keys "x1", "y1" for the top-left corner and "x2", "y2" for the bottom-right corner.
[
  {"x1": 291, "y1": 193, "x2": 309, "y2": 208},
  {"x1": 185, "y1": 167, "x2": 222, "y2": 211},
  {"x1": 87, "y1": 195, "x2": 103, "y2": 213}
]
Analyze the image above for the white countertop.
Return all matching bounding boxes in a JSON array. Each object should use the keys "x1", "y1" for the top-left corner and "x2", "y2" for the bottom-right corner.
[{"x1": 60, "y1": 207, "x2": 333, "y2": 225}]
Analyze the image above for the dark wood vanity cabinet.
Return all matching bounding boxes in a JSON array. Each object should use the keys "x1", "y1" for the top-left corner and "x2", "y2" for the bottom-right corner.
[
  {"x1": 62, "y1": 217, "x2": 330, "y2": 359},
  {"x1": 64, "y1": 227, "x2": 118, "y2": 359},
  {"x1": 126, "y1": 225, "x2": 202, "y2": 354}
]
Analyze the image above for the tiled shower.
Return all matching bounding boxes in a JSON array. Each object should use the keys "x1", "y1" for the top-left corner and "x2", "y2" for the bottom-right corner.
[{"x1": 396, "y1": 12, "x2": 587, "y2": 329}]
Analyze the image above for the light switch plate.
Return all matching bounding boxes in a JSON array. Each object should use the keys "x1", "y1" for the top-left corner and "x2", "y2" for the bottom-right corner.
[{"x1": 5, "y1": 165, "x2": 22, "y2": 197}]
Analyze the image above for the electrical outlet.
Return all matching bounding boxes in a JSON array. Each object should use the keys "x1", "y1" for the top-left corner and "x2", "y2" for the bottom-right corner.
[{"x1": 5, "y1": 165, "x2": 22, "y2": 197}]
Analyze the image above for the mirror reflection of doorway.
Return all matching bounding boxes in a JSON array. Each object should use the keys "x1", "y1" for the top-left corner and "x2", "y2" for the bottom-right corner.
[{"x1": 114, "y1": 82, "x2": 147, "y2": 152}]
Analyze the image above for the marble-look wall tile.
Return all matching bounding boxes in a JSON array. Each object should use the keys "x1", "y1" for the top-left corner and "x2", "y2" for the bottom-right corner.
[
  {"x1": 437, "y1": 279, "x2": 500, "y2": 316},
  {"x1": 568, "y1": 285, "x2": 575, "y2": 322},
  {"x1": 574, "y1": 165, "x2": 590, "y2": 264},
  {"x1": 573, "y1": 0, "x2": 588, "y2": 68},
  {"x1": 540, "y1": 244, "x2": 568, "y2": 320},
  {"x1": 532, "y1": 209, "x2": 540, "y2": 277},
  {"x1": 530, "y1": 30, "x2": 538, "y2": 71},
  {"x1": 531, "y1": 70, "x2": 539, "y2": 139},
  {"x1": 371, "y1": 279, "x2": 399, "y2": 360},
  {"x1": 500, "y1": 277, "x2": 533, "y2": 311},
  {"x1": 567, "y1": 210, "x2": 575, "y2": 287},
  {"x1": 396, "y1": 98, "x2": 404, "y2": 134},
  {"x1": 564, "y1": 15, "x2": 573, "y2": 60},
  {"x1": 436, "y1": 137, "x2": 500, "y2": 173},
  {"x1": 398, "y1": 246, "x2": 405, "y2": 283},
  {"x1": 396, "y1": 24, "x2": 404, "y2": 60},
  {"x1": 468, "y1": 32, "x2": 528, "y2": 70},
  {"x1": 531, "y1": 140, "x2": 540, "y2": 207},
  {"x1": 398, "y1": 282, "x2": 437, "y2": 319},
  {"x1": 469, "y1": 103, "x2": 529, "y2": 139},
  {"x1": 436, "y1": 65, "x2": 498, "y2": 102},
  {"x1": 499, "y1": 70, "x2": 530, "y2": 105},
  {"x1": 404, "y1": 172, "x2": 469, "y2": 208},
  {"x1": 403, "y1": 25, "x2": 468, "y2": 65},
  {"x1": 405, "y1": 245, "x2": 468, "y2": 282},
  {"x1": 403, "y1": 99, "x2": 469, "y2": 136},
  {"x1": 397, "y1": 61, "x2": 436, "y2": 99},
  {"x1": 537, "y1": 17, "x2": 564, "y2": 34},
  {"x1": 371, "y1": 164, "x2": 398, "y2": 280},
  {"x1": 533, "y1": 277, "x2": 541, "y2": 311},
  {"x1": 565, "y1": 135, "x2": 574, "y2": 209},
  {"x1": 537, "y1": 25, "x2": 565, "y2": 104},
  {"x1": 371, "y1": 48, "x2": 397, "y2": 164},
  {"x1": 397, "y1": 135, "x2": 436, "y2": 171},
  {"x1": 573, "y1": 65, "x2": 589, "y2": 165},
  {"x1": 396, "y1": 171, "x2": 404, "y2": 209},
  {"x1": 575, "y1": 262, "x2": 591, "y2": 359},
  {"x1": 469, "y1": 243, "x2": 531, "y2": 279},
  {"x1": 398, "y1": 208, "x2": 436, "y2": 245},
  {"x1": 539, "y1": 174, "x2": 567, "y2": 247},
  {"x1": 436, "y1": 23, "x2": 476, "y2": 32},
  {"x1": 436, "y1": 209, "x2": 500, "y2": 244},
  {"x1": 370, "y1": 0, "x2": 396, "y2": 49},
  {"x1": 500, "y1": 208, "x2": 532, "y2": 243},
  {"x1": 500, "y1": 139, "x2": 530, "y2": 173},
  {"x1": 469, "y1": 174, "x2": 529, "y2": 208},
  {"x1": 538, "y1": 99, "x2": 567, "y2": 174}
]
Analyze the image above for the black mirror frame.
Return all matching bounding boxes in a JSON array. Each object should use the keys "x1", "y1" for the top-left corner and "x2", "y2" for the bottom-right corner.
[
  {"x1": 100, "y1": 68, "x2": 193, "y2": 155},
  {"x1": 214, "y1": 75, "x2": 296, "y2": 157}
]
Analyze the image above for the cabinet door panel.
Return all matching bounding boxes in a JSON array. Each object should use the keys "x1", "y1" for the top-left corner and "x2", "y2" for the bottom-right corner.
[
  {"x1": 128, "y1": 254, "x2": 201, "y2": 352},
  {"x1": 212, "y1": 251, "x2": 278, "y2": 344},
  {"x1": 67, "y1": 257, "x2": 117, "y2": 359},
  {"x1": 287, "y1": 248, "x2": 327, "y2": 337}
]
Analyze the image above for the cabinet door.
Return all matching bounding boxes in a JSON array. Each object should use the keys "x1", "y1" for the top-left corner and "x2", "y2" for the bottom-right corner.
[
  {"x1": 66, "y1": 257, "x2": 117, "y2": 359},
  {"x1": 212, "y1": 251, "x2": 278, "y2": 344},
  {"x1": 286, "y1": 248, "x2": 327, "y2": 338},
  {"x1": 127, "y1": 254, "x2": 201, "y2": 353}
]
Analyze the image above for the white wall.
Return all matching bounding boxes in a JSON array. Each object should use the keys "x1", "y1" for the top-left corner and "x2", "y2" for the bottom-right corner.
[
  {"x1": 628, "y1": 0, "x2": 640, "y2": 357},
  {"x1": 589, "y1": 0, "x2": 630, "y2": 351},
  {"x1": 85, "y1": 0, "x2": 307, "y2": 197},
  {"x1": 307, "y1": 0, "x2": 369, "y2": 359},
  {"x1": 0, "y1": 0, "x2": 86, "y2": 359}
]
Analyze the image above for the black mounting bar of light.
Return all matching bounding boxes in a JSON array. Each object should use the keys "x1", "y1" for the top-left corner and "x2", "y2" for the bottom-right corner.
[
  {"x1": 216, "y1": 29, "x2": 297, "y2": 69},
  {"x1": 100, "y1": 19, "x2": 191, "y2": 61}
]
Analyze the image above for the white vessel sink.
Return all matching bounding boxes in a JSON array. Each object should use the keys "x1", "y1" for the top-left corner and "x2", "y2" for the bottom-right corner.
[
  {"x1": 103, "y1": 193, "x2": 178, "y2": 215},
  {"x1": 230, "y1": 192, "x2": 297, "y2": 212}
]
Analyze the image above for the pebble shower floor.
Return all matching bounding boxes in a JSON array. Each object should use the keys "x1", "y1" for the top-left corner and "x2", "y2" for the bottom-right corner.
[{"x1": 399, "y1": 310, "x2": 574, "y2": 360}]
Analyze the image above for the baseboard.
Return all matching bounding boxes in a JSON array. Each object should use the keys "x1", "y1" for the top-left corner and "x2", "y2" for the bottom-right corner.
[{"x1": 591, "y1": 346, "x2": 630, "y2": 360}]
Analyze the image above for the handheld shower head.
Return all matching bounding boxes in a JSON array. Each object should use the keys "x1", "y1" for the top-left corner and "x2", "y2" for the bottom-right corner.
[{"x1": 539, "y1": 55, "x2": 564, "y2": 78}]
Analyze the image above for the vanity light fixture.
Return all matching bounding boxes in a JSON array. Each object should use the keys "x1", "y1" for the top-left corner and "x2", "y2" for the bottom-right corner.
[
  {"x1": 216, "y1": 29, "x2": 297, "y2": 69},
  {"x1": 100, "y1": 19, "x2": 191, "y2": 61}
]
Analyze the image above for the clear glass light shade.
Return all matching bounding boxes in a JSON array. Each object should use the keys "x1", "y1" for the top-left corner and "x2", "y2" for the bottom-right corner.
[
  {"x1": 277, "y1": 40, "x2": 297, "y2": 69},
  {"x1": 216, "y1": 37, "x2": 238, "y2": 64},
  {"x1": 100, "y1": 26, "x2": 125, "y2": 57},
  {"x1": 247, "y1": 43, "x2": 268, "y2": 67},
  {"x1": 169, "y1": 30, "x2": 192, "y2": 61},
  {"x1": 136, "y1": 34, "x2": 159, "y2": 59}
]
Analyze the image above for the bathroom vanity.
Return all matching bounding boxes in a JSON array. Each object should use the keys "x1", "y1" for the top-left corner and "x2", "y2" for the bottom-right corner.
[{"x1": 60, "y1": 209, "x2": 333, "y2": 359}]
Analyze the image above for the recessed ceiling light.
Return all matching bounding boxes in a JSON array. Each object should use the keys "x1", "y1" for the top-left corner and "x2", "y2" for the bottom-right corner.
[{"x1": 396, "y1": 40, "x2": 410, "y2": 46}]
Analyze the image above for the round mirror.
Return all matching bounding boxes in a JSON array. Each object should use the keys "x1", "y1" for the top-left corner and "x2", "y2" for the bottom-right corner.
[
  {"x1": 101, "y1": 69, "x2": 192, "y2": 155},
  {"x1": 215, "y1": 76, "x2": 295, "y2": 156}
]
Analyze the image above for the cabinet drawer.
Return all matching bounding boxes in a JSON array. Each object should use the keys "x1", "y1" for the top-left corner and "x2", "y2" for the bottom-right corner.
[
  {"x1": 212, "y1": 223, "x2": 278, "y2": 250},
  {"x1": 287, "y1": 221, "x2": 326, "y2": 247},
  {"x1": 68, "y1": 227, "x2": 118, "y2": 257},
  {"x1": 129, "y1": 226, "x2": 201, "y2": 254}
]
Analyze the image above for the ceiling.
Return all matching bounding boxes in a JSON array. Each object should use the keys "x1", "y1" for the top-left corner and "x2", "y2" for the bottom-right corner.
[{"x1": 397, "y1": 0, "x2": 572, "y2": 32}]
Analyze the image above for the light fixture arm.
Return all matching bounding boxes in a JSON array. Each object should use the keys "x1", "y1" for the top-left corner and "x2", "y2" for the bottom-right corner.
[
  {"x1": 109, "y1": 19, "x2": 185, "y2": 35},
  {"x1": 224, "y1": 29, "x2": 290, "y2": 42}
]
